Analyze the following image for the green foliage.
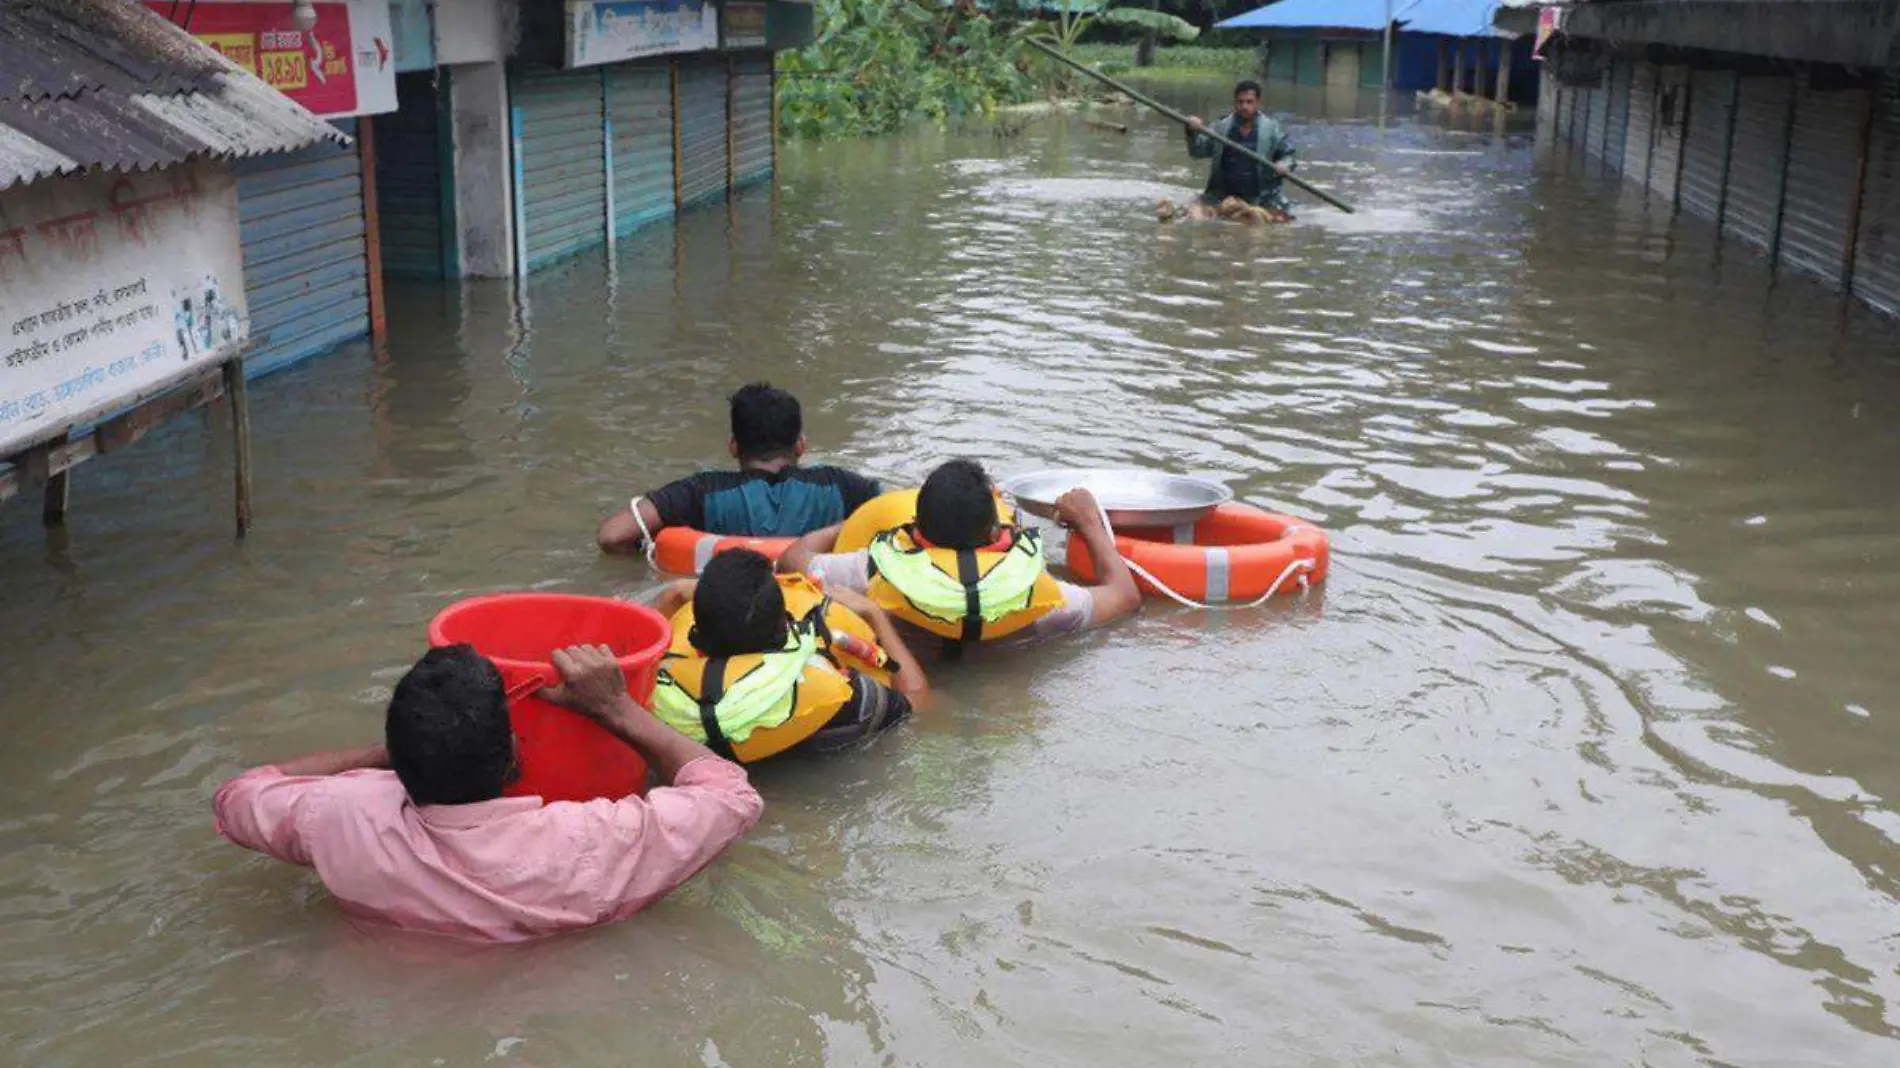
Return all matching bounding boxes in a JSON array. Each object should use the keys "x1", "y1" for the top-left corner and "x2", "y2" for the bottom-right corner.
[
  {"x1": 1094, "y1": 7, "x2": 1200, "y2": 42},
  {"x1": 776, "y1": 0, "x2": 1035, "y2": 139},
  {"x1": 1069, "y1": 42, "x2": 1259, "y2": 74}
]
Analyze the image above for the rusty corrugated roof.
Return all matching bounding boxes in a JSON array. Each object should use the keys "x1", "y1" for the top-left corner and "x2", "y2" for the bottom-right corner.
[{"x1": 0, "y1": 0, "x2": 349, "y2": 191}]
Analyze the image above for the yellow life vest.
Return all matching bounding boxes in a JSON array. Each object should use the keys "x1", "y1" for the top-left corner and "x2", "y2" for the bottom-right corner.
[
  {"x1": 836, "y1": 487, "x2": 1017, "y2": 553},
  {"x1": 653, "y1": 574, "x2": 891, "y2": 763},
  {"x1": 864, "y1": 525, "x2": 1066, "y2": 648}
]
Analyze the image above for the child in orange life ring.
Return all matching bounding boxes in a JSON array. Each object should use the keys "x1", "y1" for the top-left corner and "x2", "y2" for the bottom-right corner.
[
  {"x1": 649, "y1": 549, "x2": 931, "y2": 756},
  {"x1": 776, "y1": 459, "x2": 1144, "y2": 658}
]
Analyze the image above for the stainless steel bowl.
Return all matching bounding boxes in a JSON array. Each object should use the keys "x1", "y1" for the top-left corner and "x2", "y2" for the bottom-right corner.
[{"x1": 1001, "y1": 469, "x2": 1233, "y2": 529}]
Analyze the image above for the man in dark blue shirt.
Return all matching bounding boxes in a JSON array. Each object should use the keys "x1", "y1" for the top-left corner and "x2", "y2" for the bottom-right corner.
[
  {"x1": 597, "y1": 383, "x2": 882, "y2": 551},
  {"x1": 1185, "y1": 80, "x2": 1298, "y2": 215}
]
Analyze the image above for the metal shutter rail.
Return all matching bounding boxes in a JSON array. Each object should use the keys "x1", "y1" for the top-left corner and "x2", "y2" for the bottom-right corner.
[
  {"x1": 1724, "y1": 77, "x2": 1794, "y2": 253},
  {"x1": 1606, "y1": 61, "x2": 1632, "y2": 172},
  {"x1": 1647, "y1": 65, "x2": 1689, "y2": 202},
  {"x1": 607, "y1": 62, "x2": 676, "y2": 235},
  {"x1": 234, "y1": 118, "x2": 369, "y2": 377},
  {"x1": 1851, "y1": 91, "x2": 1900, "y2": 314},
  {"x1": 1625, "y1": 62, "x2": 1657, "y2": 189},
  {"x1": 514, "y1": 66, "x2": 608, "y2": 269},
  {"x1": 1778, "y1": 84, "x2": 1868, "y2": 288},
  {"x1": 677, "y1": 57, "x2": 729, "y2": 208},
  {"x1": 731, "y1": 52, "x2": 774, "y2": 189},
  {"x1": 1680, "y1": 70, "x2": 1737, "y2": 222},
  {"x1": 377, "y1": 71, "x2": 447, "y2": 278}
]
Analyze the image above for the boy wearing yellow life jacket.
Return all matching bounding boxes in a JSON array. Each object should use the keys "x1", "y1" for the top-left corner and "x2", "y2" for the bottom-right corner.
[
  {"x1": 776, "y1": 459, "x2": 1142, "y2": 657},
  {"x1": 646, "y1": 549, "x2": 929, "y2": 761}
]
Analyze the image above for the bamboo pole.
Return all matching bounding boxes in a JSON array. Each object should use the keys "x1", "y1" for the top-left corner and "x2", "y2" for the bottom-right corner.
[{"x1": 1025, "y1": 38, "x2": 1356, "y2": 213}]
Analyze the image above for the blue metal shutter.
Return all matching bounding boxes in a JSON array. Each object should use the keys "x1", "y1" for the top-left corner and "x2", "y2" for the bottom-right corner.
[
  {"x1": 1605, "y1": 62, "x2": 1632, "y2": 173},
  {"x1": 677, "y1": 56, "x2": 729, "y2": 208},
  {"x1": 1851, "y1": 90, "x2": 1900, "y2": 314},
  {"x1": 1624, "y1": 62, "x2": 1656, "y2": 190},
  {"x1": 513, "y1": 66, "x2": 608, "y2": 270},
  {"x1": 1777, "y1": 84, "x2": 1868, "y2": 289},
  {"x1": 1680, "y1": 70, "x2": 1737, "y2": 222},
  {"x1": 234, "y1": 118, "x2": 369, "y2": 378},
  {"x1": 607, "y1": 62, "x2": 675, "y2": 235},
  {"x1": 731, "y1": 52, "x2": 773, "y2": 189},
  {"x1": 1266, "y1": 37, "x2": 1295, "y2": 84},
  {"x1": 1586, "y1": 81, "x2": 1608, "y2": 159},
  {"x1": 1724, "y1": 77, "x2": 1794, "y2": 253},
  {"x1": 377, "y1": 71, "x2": 450, "y2": 278}
]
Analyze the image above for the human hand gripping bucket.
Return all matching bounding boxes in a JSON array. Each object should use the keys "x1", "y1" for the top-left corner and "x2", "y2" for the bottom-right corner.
[{"x1": 427, "y1": 594, "x2": 672, "y2": 804}]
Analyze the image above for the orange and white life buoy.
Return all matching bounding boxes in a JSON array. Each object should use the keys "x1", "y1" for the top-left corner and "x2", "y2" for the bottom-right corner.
[
  {"x1": 650, "y1": 527, "x2": 796, "y2": 576},
  {"x1": 1065, "y1": 503, "x2": 1328, "y2": 603}
]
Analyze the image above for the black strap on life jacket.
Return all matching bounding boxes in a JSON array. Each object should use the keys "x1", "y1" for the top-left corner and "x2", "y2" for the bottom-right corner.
[
  {"x1": 941, "y1": 548, "x2": 983, "y2": 663},
  {"x1": 696, "y1": 657, "x2": 738, "y2": 761}
]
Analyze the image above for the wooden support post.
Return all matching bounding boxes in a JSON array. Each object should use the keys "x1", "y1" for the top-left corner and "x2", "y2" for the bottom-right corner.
[
  {"x1": 770, "y1": 51, "x2": 779, "y2": 177},
  {"x1": 1496, "y1": 40, "x2": 1514, "y2": 104},
  {"x1": 726, "y1": 54, "x2": 737, "y2": 198},
  {"x1": 1452, "y1": 41, "x2": 1465, "y2": 98},
  {"x1": 1437, "y1": 38, "x2": 1449, "y2": 93},
  {"x1": 358, "y1": 114, "x2": 387, "y2": 345},
  {"x1": 1842, "y1": 87, "x2": 1877, "y2": 291},
  {"x1": 41, "y1": 434, "x2": 70, "y2": 528},
  {"x1": 223, "y1": 356, "x2": 252, "y2": 536}
]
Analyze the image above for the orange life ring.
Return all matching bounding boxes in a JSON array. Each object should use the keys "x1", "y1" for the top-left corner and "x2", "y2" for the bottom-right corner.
[
  {"x1": 651, "y1": 527, "x2": 796, "y2": 576},
  {"x1": 1066, "y1": 503, "x2": 1329, "y2": 602}
]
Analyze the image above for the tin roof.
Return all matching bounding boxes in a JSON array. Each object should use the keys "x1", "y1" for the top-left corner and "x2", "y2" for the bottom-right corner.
[
  {"x1": 1218, "y1": 0, "x2": 1509, "y2": 37},
  {"x1": 0, "y1": 0, "x2": 348, "y2": 191}
]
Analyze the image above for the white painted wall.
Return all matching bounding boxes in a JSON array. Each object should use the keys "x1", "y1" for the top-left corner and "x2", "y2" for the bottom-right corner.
[
  {"x1": 449, "y1": 62, "x2": 516, "y2": 277},
  {"x1": 434, "y1": 0, "x2": 516, "y2": 66}
]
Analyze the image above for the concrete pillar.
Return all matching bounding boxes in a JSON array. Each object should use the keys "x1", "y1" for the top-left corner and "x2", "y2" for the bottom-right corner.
[
  {"x1": 1496, "y1": 39, "x2": 1514, "y2": 103},
  {"x1": 448, "y1": 61, "x2": 516, "y2": 278},
  {"x1": 1452, "y1": 41, "x2": 1465, "y2": 96}
]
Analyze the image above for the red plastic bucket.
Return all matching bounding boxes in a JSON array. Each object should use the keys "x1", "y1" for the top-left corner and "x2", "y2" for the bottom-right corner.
[{"x1": 427, "y1": 594, "x2": 671, "y2": 804}]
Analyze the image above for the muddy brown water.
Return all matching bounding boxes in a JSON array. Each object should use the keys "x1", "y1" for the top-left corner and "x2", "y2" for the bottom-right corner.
[{"x1": 6, "y1": 83, "x2": 1900, "y2": 1067}]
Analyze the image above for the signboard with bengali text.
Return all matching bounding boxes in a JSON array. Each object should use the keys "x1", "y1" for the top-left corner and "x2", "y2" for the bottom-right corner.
[
  {"x1": 1, "y1": 161, "x2": 249, "y2": 457},
  {"x1": 144, "y1": 0, "x2": 397, "y2": 117},
  {"x1": 566, "y1": 0, "x2": 719, "y2": 68}
]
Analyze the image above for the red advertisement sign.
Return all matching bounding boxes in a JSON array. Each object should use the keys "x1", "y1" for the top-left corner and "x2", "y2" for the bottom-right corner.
[{"x1": 144, "y1": 2, "x2": 370, "y2": 117}]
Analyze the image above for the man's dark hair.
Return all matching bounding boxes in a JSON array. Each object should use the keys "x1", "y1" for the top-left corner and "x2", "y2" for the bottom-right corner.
[
  {"x1": 1234, "y1": 80, "x2": 1262, "y2": 99},
  {"x1": 385, "y1": 645, "x2": 516, "y2": 806},
  {"x1": 915, "y1": 458, "x2": 997, "y2": 550},
  {"x1": 692, "y1": 549, "x2": 789, "y2": 655},
  {"x1": 729, "y1": 382, "x2": 802, "y2": 462}
]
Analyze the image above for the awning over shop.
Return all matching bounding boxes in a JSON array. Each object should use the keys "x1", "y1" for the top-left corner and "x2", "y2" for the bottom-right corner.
[{"x1": 1217, "y1": 0, "x2": 1508, "y2": 38}]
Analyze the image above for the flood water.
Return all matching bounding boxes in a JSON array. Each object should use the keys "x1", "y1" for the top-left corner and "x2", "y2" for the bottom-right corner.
[{"x1": 8, "y1": 81, "x2": 1900, "y2": 1067}]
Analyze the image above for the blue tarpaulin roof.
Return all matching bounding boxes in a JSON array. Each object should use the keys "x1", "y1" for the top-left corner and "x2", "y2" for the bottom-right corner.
[{"x1": 1217, "y1": 0, "x2": 1502, "y2": 37}]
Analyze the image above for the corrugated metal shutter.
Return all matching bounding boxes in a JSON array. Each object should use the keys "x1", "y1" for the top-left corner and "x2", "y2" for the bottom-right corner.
[
  {"x1": 1777, "y1": 84, "x2": 1869, "y2": 288},
  {"x1": 1724, "y1": 77, "x2": 1795, "y2": 253},
  {"x1": 513, "y1": 66, "x2": 608, "y2": 269},
  {"x1": 1360, "y1": 41, "x2": 1386, "y2": 90},
  {"x1": 731, "y1": 52, "x2": 774, "y2": 189},
  {"x1": 1586, "y1": 81, "x2": 1609, "y2": 158},
  {"x1": 1625, "y1": 62, "x2": 1656, "y2": 189},
  {"x1": 1851, "y1": 90, "x2": 1900, "y2": 314},
  {"x1": 1647, "y1": 66, "x2": 1689, "y2": 202},
  {"x1": 1606, "y1": 61, "x2": 1632, "y2": 172},
  {"x1": 1266, "y1": 38, "x2": 1295, "y2": 83},
  {"x1": 376, "y1": 71, "x2": 448, "y2": 278},
  {"x1": 1296, "y1": 40, "x2": 1324, "y2": 87},
  {"x1": 1324, "y1": 41, "x2": 1360, "y2": 89},
  {"x1": 234, "y1": 118, "x2": 368, "y2": 377},
  {"x1": 677, "y1": 57, "x2": 729, "y2": 208},
  {"x1": 606, "y1": 62, "x2": 675, "y2": 235},
  {"x1": 1680, "y1": 69, "x2": 1736, "y2": 222}
]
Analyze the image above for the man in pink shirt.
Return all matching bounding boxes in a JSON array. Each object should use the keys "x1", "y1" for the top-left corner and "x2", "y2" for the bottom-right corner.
[{"x1": 213, "y1": 644, "x2": 763, "y2": 942}]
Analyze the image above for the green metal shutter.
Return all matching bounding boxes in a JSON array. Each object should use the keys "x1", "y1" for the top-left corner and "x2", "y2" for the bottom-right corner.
[
  {"x1": 1295, "y1": 40, "x2": 1324, "y2": 87},
  {"x1": 731, "y1": 52, "x2": 774, "y2": 189},
  {"x1": 513, "y1": 66, "x2": 608, "y2": 270},
  {"x1": 1585, "y1": 82, "x2": 1608, "y2": 159},
  {"x1": 377, "y1": 71, "x2": 452, "y2": 278},
  {"x1": 234, "y1": 119, "x2": 369, "y2": 378},
  {"x1": 1724, "y1": 77, "x2": 1795, "y2": 253},
  {"x1": 677, "y1": 56, "x2": 730, "y2": 208},
  {"x1": 1266, "y1": 38, "x2": 1294, "y2": 83},
  {"x1": 607, "y1": 62, "x2": 675, "y2": 235},
  {"x1": 1360, "y1": 42, "x2": 1386, "y2": 90}
]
